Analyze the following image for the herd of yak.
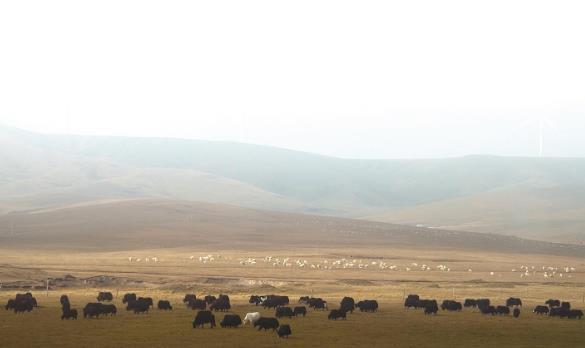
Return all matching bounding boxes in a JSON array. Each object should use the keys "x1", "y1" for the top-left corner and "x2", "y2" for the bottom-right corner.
[
  {"x1": 2, "y1": 291, "x2": 380, "y2": 338},
  {"x1": 403, "y1": 294, "x2": 583, "y2": 319},
  {"x1": 3, "y1": 291, "x2": 583, "y2": 339}
]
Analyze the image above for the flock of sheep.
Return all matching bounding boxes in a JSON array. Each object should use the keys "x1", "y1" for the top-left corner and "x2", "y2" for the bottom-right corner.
[{"x1": 124, "y1": 254, "x2": 579, "y2": 281}]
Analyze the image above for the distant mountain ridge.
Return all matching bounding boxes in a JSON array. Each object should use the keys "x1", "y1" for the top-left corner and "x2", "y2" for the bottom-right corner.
[{"x1": 1, "y1": 125, "x2": 585, "y2": 242}]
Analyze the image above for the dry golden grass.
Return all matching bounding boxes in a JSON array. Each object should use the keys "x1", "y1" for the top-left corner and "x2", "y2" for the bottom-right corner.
[
  {"x1": 2, "y1": 289, "x2": 585, "y2": 348},
  {"x1": 1, "y1": 247, "x2": 585, "y2": 347}
]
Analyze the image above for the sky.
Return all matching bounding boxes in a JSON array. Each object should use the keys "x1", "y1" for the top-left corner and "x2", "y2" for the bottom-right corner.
[{"x1": 0, "y1": 0, "x2": 584, "y2": 159}]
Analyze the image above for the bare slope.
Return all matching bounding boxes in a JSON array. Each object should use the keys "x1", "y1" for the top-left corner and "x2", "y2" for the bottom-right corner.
[
  {"x1": 0, "y1": 199, "x2": 583, "y2": 257},
  {"x1": 366, "y1": 184, "x2": 585, "y2": 243}
]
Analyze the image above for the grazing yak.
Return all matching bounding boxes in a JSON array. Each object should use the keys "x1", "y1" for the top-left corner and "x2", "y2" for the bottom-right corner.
[
  {"x1": 561, "y1": 302, "x2": 571, "y2": 310},
  {"x1": 61, "y1": 308, "x2": 78, "y2": 320},
  {"x1": 549, "y1": 307, "x2": 568, "y2": 318},
  {"x1": 127, "y1": 298, "x2": 151, "y2": 314},
  {"x1": 424, "y1": 300, "x2": 439, "y2": 315},
  {"x1": 545, "y1": 299, "x2": 561, "y2": 307},
  {"x1": 275, "y1": 307, "x2": 295, "y2": 318},
  {"x1": 480, "y1": 305, "x2": 497, "y2": 315},
  {"x1": 294, "y1": 306, "x2": 307, "y2": 317},
  {"x1": 340, "y1": 297, "x2": 355, "y2": 313},
  {"x1": 83, "y1": 303, "x2": 103, "y2": 318},
  {"x1": 193, "y1": 311, "x2": 216, "y2": 328},
  {"x1": 277, "y1": 324, "x2": 292, "y2": 338},
  {"x1": 550, "y1": 307, "x2": 582, "y2": 319},
  {"x1": 273, "y1": 295, "x2": 290, "y2": 306},
  {"x1": 441, "y1": 300, "x2": 462, "y2": 311},
  {"x1": 187, "y1": 299, "x2": 207, "y2": 310},
  {"x1": 132, "y1": 301, "x2": 150, "y2": 314},
  {"x1": 183, "y1": 294, "x2": 196, "y2": 304},
  {"x1": 464, "y1": 299, "x2": 477, "y2": 308},
  {"x1": 496, "y1": 306, "x2": 510, "y2": 315},
  {"x1": 299, "y1": 296, "x2": 310, "y2": 304},
  {"x1": 13, "y1": 301, "x2": 34, "y2": 314},
  {"x1": 404, "y1": 295, "x2": 420, "y2": 309},
  {"x1": 308, "y1": 298, "x2": 327, "y2": 310},
  {"x1": 513, "y1": 308, "x2": 520, "y2": 318},
  {"x1": 122, "y1": 293, "x2": 137, "y2": 304},
  {"x1": 476, "y1": 299, "x2": 491, "y2": 309},
  {"x1": 5, "y1": 299, "x2": 16, "y2": 311},
  {"x1": 101, "y1": 304, "x2": 117, "y2": 316},
  {"x1": 357, "y1": 300, "x2": 379, "y2": 313},
  {"x1": 328, "y1": 309, "x2": 347, "y2": 320},
  {"x1": 220, "y1": 314, "x2": 242, "y2": 328},
  {"x1": 210, "y1": 295, "x2": 231, "y2": 312},
  {"x1": 506, "y1": 298, "x2": 522, "y2": 307},
  {"x1": 262, "y1": 298, "x2": 278, "y2": 309},
  {"x1": 97, "y1": 292, "x2": 113, "y2": 302},
  {"x1": 416, "y1": 299, "x2": 433, "y2": 310},
  {"x1": 254, "y1": 317, "x2": 280, "y2": 331},
  {"x1": 263, "y1": 295, "x2": 290, "y2": 309},
  {"x1": 157, "y1": 300, "x2": 173, "y2": 310},
  {"x1": 15, "y1": 293, "x2": 37, "y2": 307},
  {"x1": 243, "y1": 312, "x2": 261, "y2": 325},
  {"x1": 8, "y1": 293, "x2": 38, "y2": 314},
  {"x1": 533, "y1": 305, "x2": 549, "y2": 315},
  {"x1": 249, "y1": 295, "x2": 262, "y2": 306},
  {"x1": 140, "y1": 297, "x2": 154, "y2": 308}
]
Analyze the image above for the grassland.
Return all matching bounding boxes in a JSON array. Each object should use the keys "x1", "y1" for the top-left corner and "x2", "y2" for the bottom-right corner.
[
  {"x1": 1, "y1": 247, "x2": 585, "y2": 347},
  {"x1": 2, "y1": 289, "x2": 585, "y2": 348}
]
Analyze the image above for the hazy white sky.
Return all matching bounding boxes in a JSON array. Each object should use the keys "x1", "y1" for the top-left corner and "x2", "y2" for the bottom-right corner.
[{"x1": 1, "y1": 0, "x2": 584, "y2": 158}]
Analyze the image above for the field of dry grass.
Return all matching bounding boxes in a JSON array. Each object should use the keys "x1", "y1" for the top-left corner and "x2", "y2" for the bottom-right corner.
[
  {"x1": 1, "y1": 246, "x2": 585, "y2": 347},
  {"x1": 2, "y1": 288, "x2": 585, "y2": 348}
]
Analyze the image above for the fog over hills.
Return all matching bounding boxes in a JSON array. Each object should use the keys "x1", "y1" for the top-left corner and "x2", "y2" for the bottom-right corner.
[{"x1": 1, "y1": 125, "x2": 585, "y2": 243}]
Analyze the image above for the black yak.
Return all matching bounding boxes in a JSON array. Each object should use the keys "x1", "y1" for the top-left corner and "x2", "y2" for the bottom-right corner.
[
  {"x1": 97, "y1": 292, "x2": 113, "y2": 302},
  {"x1": 193, "y1": 311, "x2": 216, "y2": 328},
  {"x1": 328, "y1": 309, "x2": 347, "y2": 320},
  {"x1": 275, "y1": 307, "x2": 294, "y2": 318},
  {"x1": 122, "y1": 293, "x2": 137, "y2": 304},
  {"x1": 157, "y1": 300, "x2": 173, "y2": 310},
  {"x1": 277, "y1": 324, "x2": 292, "y2": 338},
  {"x1": 506, "y1": 298, "x2": 522, "y2": 307},
  {"x1": 83, "y1": 303, "x2": 103, "y2": 318},
  {"x1": 254, "y1": 317, "x2": 279, "y2": 331},
  {"x1": 340, "y1": 297, "x2": 355, "y2": 313},
  {"x1": 533, "y1": 305, "x2": 549, "y2": 315},
  {"x1": 294, "y1": 306, "x2": 307, "y2": 317},
  {"x1": 61, "y1": 308, "x2": 78, "y2": 320},
  {"x1": 220, "y1": 314, "x2": 242, "y2": 328}
]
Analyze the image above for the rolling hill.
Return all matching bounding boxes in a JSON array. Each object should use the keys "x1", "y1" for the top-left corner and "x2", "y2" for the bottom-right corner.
[
  {"x1": 366, "y1": 185, "x2": 585, "y2": 243},
  {"x1": 2, "y1": 125, "x2": 585, "y2": 243},
  {"x1": 1, "y1": 198, "x2": 584, "y2": 257}
]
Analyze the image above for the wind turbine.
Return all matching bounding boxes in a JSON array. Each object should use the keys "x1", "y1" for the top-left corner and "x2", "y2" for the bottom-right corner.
[
  {"x1": 539, "y1": 118, "x2": 544, "y2": 157},
  {"x1": 538, "y1": 116, "x2": 556, "y2": 158}
]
